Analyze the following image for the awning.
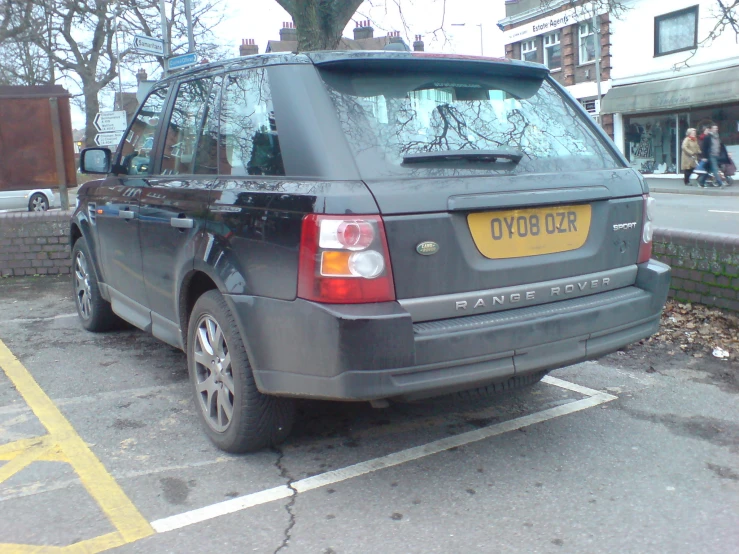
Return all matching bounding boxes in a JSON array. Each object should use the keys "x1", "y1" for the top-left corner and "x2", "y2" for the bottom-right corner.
[{"x1": 600, "y1": 65, "x2": 739, "y2": 114}]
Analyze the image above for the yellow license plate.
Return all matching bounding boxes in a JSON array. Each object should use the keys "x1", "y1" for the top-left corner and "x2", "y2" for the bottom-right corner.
[{"x1": 467, "y1": 204, "x2": 592, "y2": 259}]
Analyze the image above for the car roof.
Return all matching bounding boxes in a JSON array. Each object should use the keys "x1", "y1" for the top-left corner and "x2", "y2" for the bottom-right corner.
[{"x1": 157, "y1": 50, "x2": 549, "y2": 86}]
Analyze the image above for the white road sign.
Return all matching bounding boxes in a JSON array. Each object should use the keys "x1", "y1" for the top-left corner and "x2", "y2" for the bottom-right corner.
[
  {"x1": 95, "y1": 132, "x2": 122, "y2": 147},
  {"x1": 94, "y1": 111, "x2": 127, "y2": 133},
  {"x1": 133, "y1": 34, "x2": 165, "y2": 56}
]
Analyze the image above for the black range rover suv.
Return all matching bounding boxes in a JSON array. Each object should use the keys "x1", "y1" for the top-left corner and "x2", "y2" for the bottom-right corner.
[{"x1": 74, "y1": 52, "x2": 670, "y2": 452}]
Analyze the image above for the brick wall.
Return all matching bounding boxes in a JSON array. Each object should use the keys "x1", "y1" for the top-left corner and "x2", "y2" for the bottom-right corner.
[
  {"x1": 0, "y1": 210, "x2": 73, "y2": 277},
  {"x1": 653, "y1": 228, "x2": 739, "y2": 312},
  {"x1": 2, "y1": 212, "x2": 737, "y2": 314}
]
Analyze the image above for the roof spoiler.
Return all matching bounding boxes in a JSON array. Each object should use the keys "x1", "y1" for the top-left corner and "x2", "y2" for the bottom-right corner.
[{"x1": 307, "y1": 51, "x2": 549, "y2": 79}]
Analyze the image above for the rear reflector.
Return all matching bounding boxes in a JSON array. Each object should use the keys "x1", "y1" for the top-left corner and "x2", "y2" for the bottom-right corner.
[
  {"x1": 638, "y1": 194, "x2": 655, "y2": 263},
  {"x1": 298, "y1": 215, "x2": 395, "y2": 304}
]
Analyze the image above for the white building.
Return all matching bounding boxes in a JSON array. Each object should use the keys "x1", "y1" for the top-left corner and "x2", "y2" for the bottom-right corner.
[
  {"x1": 603, "y1": 0, "x2": 739, "y2": 174},
  {"x1": 499, "y1": 0, "x2": 615, "y2": 133},
  {"x1": 499, "y1": 0, "x2": 739, "y2": 175}
]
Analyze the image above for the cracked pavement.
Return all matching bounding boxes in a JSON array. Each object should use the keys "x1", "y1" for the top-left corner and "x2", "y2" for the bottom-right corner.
[
  {"x1": 0, "y1": 276, "x2": 737, "y2": 553},
  {"x1": 274, "y1": 446, "x2": 298, "y2": 554}
]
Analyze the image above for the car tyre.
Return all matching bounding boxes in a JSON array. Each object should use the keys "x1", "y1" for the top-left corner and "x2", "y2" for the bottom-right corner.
[
  {"x1": 187, "y1": 290, "x2": 295, "y2": 453},
  {"x1": 72, "y1": 238, "x2": 121, "y2": 332},
  {"x1": 29, "y1": 193, "x2": 49, "y2": 212}
]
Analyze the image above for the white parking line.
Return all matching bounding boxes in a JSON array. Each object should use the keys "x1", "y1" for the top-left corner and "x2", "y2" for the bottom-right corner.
[
  {"x1": 542, "y1": 375, "x2": 618, "y2": 399},
  {"x1": 707, "y1": 210, "x2": 739, "y2": 214},
  {"x1": 151, "y1": 377, "x2": 616, "y2": 533}
]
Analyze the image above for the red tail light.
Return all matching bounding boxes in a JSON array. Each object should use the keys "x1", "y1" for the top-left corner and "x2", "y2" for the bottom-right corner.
[
  {"x1": 638, "y1": 194, "x2": 655, "y2": 263},
  {"x1": 298, "y1": 214, "x2": 396, "y2": 304}
]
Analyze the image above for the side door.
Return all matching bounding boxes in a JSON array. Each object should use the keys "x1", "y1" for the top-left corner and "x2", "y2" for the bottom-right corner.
[
  {"x1": 0, "y1": 190, "x2": 27, "y2": 211},
  {"x1": 89, "y1": 85, "x2": 170, "y2": 331},
  {"x1": 138, "y1": 76, "x2": 221, "y2": 348},
  {"x1": 204, "y1": 66, "x2": 302, "y2": 299}
]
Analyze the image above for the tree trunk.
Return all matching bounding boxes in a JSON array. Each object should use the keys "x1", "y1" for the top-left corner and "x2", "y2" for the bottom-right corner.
[
  {"x1": 83, "y1": 85, "x2": 101, "y2": 148},
  {"x1": 293, "y1": 0, "x2": 345, "y2": 51}
]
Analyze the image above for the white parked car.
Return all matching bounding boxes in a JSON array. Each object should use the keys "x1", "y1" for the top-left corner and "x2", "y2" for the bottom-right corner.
[{"x1": 0, "y1": 189, "x2": 59, "y2": 212}]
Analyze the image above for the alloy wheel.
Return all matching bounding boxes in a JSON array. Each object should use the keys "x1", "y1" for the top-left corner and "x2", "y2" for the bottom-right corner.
[
  {"x1": 193, "y1": 315, "x2": 235, "y2": 433},
  {"x1": 31, "y1": 195, "x2": 48, "y2": 211},
  {"x1": 74, "y1": 250, "x2": 93, "y2": 320}
]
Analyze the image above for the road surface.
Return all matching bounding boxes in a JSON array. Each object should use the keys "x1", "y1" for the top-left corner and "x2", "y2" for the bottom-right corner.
[
  {"x1": 0, "y1": 276, "x2": 736, "y2": 553},
  {"x1": 652, "y1": 192, "x2": 739, "y2": 235}
]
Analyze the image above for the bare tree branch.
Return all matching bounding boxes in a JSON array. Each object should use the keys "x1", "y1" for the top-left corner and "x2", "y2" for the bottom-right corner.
[{"x1": 0, "y1": 0, "x2": 37, "y2": 44}]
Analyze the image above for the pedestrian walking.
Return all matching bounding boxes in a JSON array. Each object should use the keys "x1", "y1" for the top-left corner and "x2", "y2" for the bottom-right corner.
[
  {"x1": 680, "y1": 128, "x2": 701, "y2": 185},
  {"x1": 697, "y1": 124, "x2": 725, "y2": 188}
]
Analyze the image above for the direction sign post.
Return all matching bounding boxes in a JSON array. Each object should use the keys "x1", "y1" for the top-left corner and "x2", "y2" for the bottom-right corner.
[
  {"x1": 93, "y1": 111, "x2": 127, "y2": 133},
  {"x1": 168, "y1": 52, "x2": 197, "y2": 71},
  {"x1": 133, "y1": 34, "x2": 165, "y2": 56},
  {"x1": 95, "y1": 132, "x2": 123, "y2": 148}
]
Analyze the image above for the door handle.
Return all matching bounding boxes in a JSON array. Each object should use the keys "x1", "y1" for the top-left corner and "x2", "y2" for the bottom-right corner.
[
  {"x1": 119, "y1": 209, "x2": 135, "y2": 219},
  {"x1": 171, "y1": 217, "x2": 194, "y2": 229}
]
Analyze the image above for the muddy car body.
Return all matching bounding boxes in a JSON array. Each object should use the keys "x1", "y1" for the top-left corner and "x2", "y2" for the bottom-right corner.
[{"x1": 73, "y1": 52, "x2": 670, "y2": 452}]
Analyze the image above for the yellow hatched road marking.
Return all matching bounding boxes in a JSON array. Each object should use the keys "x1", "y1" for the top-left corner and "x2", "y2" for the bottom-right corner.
[
  {"x1": 0, "y1": 436, "x2": 50, "y2": 456},
  {"x1": 0, "y1": 442, "x2": 51, "y2": 484},
  {"x1": 0, "y1": 339, "x2": 154, "y2": 552}
]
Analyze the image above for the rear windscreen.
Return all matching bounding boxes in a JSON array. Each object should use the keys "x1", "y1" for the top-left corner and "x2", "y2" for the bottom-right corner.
[{"x1": 318, "y1": 68, "x2": 622, "y2": 178}]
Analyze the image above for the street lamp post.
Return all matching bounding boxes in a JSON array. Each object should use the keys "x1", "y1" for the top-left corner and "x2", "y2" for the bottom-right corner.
[{"x1": 451, "y1": 23, "x2": 484, "y2": 56}]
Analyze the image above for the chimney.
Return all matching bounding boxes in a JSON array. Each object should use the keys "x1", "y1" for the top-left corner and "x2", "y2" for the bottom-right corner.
[
  {"x1": 353, "y1": 20, "x2": 374, "y2": 40},
  {"x1": 384, "y1": 31, "x2": 410, "y2": 51},
  {"x1": 136, "y1": 68, "x2": 147, "y2": 83},
  {"x1": 413, "y1": 34, "x2": 424, "y2": 52},
  {"x1": 239, "y1": 38, "x2": 258, "y2": 56},
  {"x1": 279, "y1": 21, "x2": 297, "y2": 42}
]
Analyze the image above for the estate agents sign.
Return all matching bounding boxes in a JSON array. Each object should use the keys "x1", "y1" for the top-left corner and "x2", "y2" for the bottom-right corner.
[{"x1": 503, "y1": 3, "x2": 607, "y2": 45}]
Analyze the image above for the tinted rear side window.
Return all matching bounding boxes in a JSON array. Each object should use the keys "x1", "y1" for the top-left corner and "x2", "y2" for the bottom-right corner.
[
  {"x1": 219, "y1": 68, "x2": 285, "y2": 177},
  {"x1": 318, "y1": 68, "x2": 621, "y2": 178}
]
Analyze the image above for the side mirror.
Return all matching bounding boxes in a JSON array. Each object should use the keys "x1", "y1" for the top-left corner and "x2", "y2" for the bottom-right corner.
[{"x1": 80, "y1": 148, "x2": 111, "y2": 174}]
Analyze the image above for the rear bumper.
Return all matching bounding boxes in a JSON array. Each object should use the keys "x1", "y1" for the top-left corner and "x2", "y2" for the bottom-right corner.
[{"x1": 226, "y1": 260, "x2": 670, "y2": 401}]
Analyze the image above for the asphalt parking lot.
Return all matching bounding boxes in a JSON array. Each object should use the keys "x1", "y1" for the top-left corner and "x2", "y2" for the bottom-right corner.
[{"x1": 0, "y1": 276, "x2": 737, "y2": 554}]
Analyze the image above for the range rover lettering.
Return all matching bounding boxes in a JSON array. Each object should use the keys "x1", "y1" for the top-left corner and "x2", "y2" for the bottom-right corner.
[{"x1": 73, "y1": 52, "x2": 670, "y2": 453}]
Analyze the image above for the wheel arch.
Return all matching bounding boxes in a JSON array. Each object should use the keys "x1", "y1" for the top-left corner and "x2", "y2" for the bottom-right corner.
[
  {"x1": 178, "y1": 269, "x2": 221, "y2": 348},
  {"x1": 177, "y1": 267, "x2": 262, "y2": 384},
  {"x1": 28, "y1": 191, "x2": 49, "y2": 210},
  {"x1": 70, "y1": 221, "x2": 82, "y2": 247},
  {"x1": 70, "y1": 216, "x2": 108, "y2": 301}
]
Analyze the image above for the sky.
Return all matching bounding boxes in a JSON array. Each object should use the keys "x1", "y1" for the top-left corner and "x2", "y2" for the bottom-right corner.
[
  {"x1": 73, "y1": 0, "x2": 507, "y2": 129},
  {"x1": 219, "y1": 0, "x2": 507, "y2": 59}
]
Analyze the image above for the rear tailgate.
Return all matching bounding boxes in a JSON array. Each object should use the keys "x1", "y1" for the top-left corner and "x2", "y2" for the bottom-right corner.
[
  {"x1": 373, "y1": 168, "x2": 644, "y2": 301},
  {"x1": 312, "y1": 53, "x2": 645, "y2": 313}
]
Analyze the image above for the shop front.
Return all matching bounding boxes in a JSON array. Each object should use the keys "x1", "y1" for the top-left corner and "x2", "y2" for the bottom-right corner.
[{"x1": 602, "y1": 65, "x2": 739, "y2": 174}]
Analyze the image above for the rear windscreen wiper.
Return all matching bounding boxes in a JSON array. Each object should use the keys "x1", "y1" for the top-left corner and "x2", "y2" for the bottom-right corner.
[{"x1": 402, "y1": 149, "x2": 523, "y2": 165}]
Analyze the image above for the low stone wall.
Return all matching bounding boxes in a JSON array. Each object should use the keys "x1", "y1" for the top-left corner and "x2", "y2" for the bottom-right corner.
[
  {"x1": 653, "y1": 228, "x2": 739, "y2": 312},
  {"x1": 0, "y1": 212, "x2": 738, "y2": 312},
  {"x1": 0, "y1": 210, "x2": 73, "y2": 277}
]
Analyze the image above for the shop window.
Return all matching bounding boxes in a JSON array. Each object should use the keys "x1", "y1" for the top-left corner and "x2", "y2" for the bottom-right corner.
[
  {"x1": 654, "y1": 6, "x2": 698, "y2": 56},
  {"x1": 624, "y1": 117, "x2": 679, "y2": 175},
  {"x1": 521, "y1": 39, "x2": 537, "y2": 62},
  {"x1": 580, "y1": 99, "x2": 600, "y2": 124},
  {"x1": 544, "y1": 32, "x2": 561, "y2": 70},
  {"x1": 579, "y1": 22, "x2": 595, "y2": 64}
]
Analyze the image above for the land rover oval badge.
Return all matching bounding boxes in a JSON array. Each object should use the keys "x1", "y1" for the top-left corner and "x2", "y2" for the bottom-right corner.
[{"x1": 416, "y1": 241, "x2": 439, "y2": 256}]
